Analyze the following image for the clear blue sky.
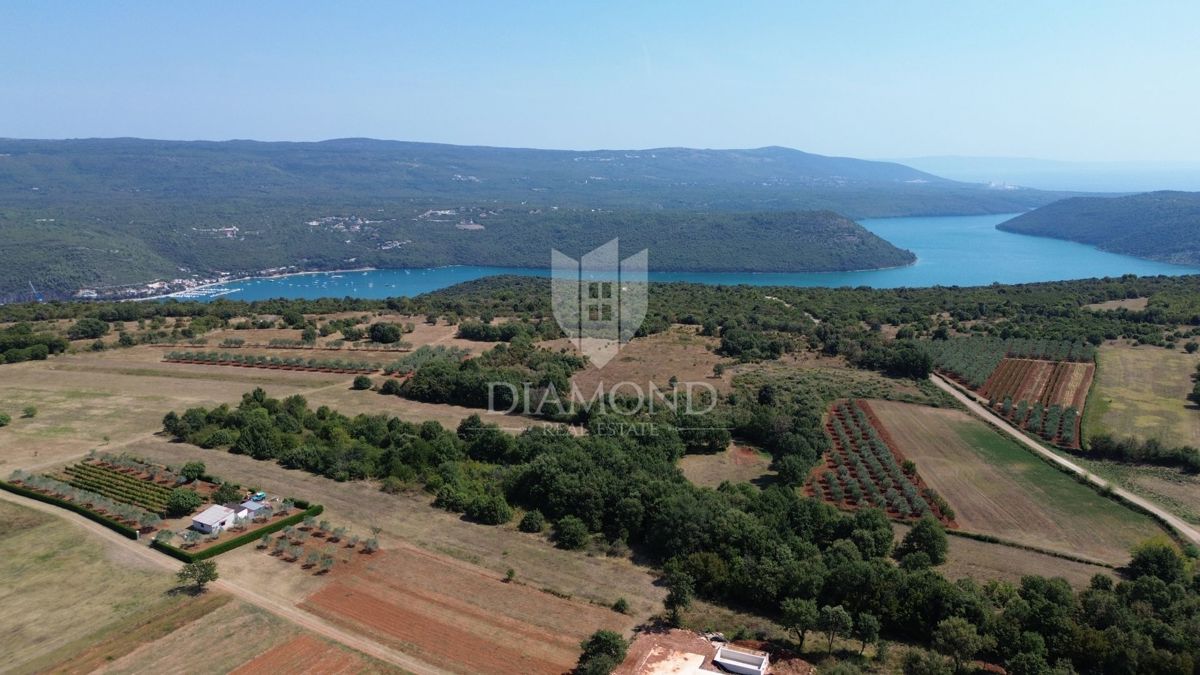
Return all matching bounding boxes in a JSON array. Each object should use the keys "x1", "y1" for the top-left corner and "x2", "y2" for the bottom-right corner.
[{"x1": 2, "y1": 1, "x2": 1198, "y2": 161}]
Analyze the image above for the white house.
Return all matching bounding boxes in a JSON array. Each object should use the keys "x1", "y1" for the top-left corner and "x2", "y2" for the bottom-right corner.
[{"x1": 191, "y1": 505, "x2": 236, "y2": 534}]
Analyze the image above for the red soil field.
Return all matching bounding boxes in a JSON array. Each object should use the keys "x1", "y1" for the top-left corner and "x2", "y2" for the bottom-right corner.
[
  {"x1": 980, "y1": 358, "x2": 1093, "y2": 411},
  {"x1": 231, "y1": 634, "x2": 370, "y2": 674},
  {"x1": 300, "y1": 543, "x2": 632, "y2": 674},
  {"x1": 977, "y1": 358, "x2": 1094, "y2": 448}
]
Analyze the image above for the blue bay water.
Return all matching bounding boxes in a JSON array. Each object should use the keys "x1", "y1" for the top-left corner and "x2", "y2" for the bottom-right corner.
[{"x1": 193, "y1": 214, "x2": 1199, "y2": 301}]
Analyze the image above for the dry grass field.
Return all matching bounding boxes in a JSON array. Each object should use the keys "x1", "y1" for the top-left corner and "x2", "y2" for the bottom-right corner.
[
  {"x1": 678, "y1": 443, "x2": 774, "y2": 488},
  {"x1": 1084, "y1": 297, "x2": 1149, "y2": 311},
  {"x1": 0, "y1": 499, "x2": 179, "y2": 673},
  {"x1": 301, "y1": 542, "x2": 635, "y2": 674},
  {"x1": 542, "y1": 324, "x2": 732, "y2": 394},
  {"x1": 869, "y1": 400, "x2": 1168, "y2": 565},
  {"x1": 1089, "y1": 342, "x2": 1200, "y2": 448},
  {"x1": 892, "y1": 523, "x2": 1111, "y2": 589}
]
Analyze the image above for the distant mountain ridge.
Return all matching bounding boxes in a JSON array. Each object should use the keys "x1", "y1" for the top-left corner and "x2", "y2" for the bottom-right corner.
[
  {"x1": 997, "y1": 191, "x2": 1200, "y2": 265},
  {"x1": 0, "y1": 137, "x2": 1054, "y2": 214},
  {"x1": 0, "y1": 137, "x2": 1060, "y2": 301}
]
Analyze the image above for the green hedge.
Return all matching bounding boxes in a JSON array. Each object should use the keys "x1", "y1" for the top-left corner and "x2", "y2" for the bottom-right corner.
[
  {"x1": 152, "y1": 504, "x2": 323, "y2": 562},
  {"x1": 0, "y1": 479, "x2": 140, "y2": 540}
]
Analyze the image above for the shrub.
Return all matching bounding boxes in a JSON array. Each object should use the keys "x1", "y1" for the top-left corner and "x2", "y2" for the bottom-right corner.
[
  {"x1": 379, "y1": 475, "x2": 405, "y2": 494},
  {"x1": 554, "y1": 515, "x2": 589, "y2": 550},
  {"x1": 576, "y1": 630, "x2": 628, "y2": 675},
  {"x1": 466, "y1": 493, "x2": 513, "y2": 525},
  {"x1": 379, "y1": 378, "x2": 403, "y2": 396},
  {"x1": 22, "y1": 406, "x2": 37, "y2": 419},
  {"x1": 519, "y1": 509, "x2": 545, "y2": 533},
  {"x1": 0, "y1": 412, "x2": 10, "y2": 428},
  {"x1": 352, "y1": 375, "x2": 373, "y2": 390},
  {"x1": 68, "y1": 317, "x2": 110, "y2": 340},
  {"x1": 180, "y1": 461, "x2": 206, "y2": 482},
  {"x1": 612, "y1": 597, "x2": 630, "y2": 614}
]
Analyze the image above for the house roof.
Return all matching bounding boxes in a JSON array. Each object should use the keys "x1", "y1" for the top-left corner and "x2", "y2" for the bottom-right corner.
[
  {"x1": 241, "y1": 500, "x2": 269, "y2": 511},
  {"x1": 192, "y1": 504, "x2": 235, "y2": 526}
]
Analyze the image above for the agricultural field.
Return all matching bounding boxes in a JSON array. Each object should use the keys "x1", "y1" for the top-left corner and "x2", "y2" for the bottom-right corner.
[
  {"x1": 0, "y1": 499, "x2": 179, "y2": 672},
  {"x1": 1088, "y1": 342, "x2": 1200, "y2": 449},
  {"x1": 195, "y1": 314, "x2": 495, "y2": 356},
  {"x1": 892, "y1": 523, "x2": 1112, "y2": 589},
  {"x1": 929, "y1": 338, "x2": 1096, "y2": 448},
  {"x1": 230, "y1": 634, "x2": 396, "y2": 674},
  {"x1": 163, "y1": 351, "x2": 381, "y2": 374},
  {"x1": 1066, "y1": 459, "x2": 1200, "y2": 525},
  {"x1": 980, "y1": 358, "x2": 1094, "y2": 447},
  {"x1": 300, "y1": 542, "x2": 635, "y2": 674},
  {"x1": 808, "y1": 400, "x2": 955, "y2": 524},
  {"x1": 868, "y1": 400, "x2": 1168, "y2": 565}
]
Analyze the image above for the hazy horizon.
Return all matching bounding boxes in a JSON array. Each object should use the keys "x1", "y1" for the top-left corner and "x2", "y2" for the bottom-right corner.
[{"x1": 3, "y1": 1, "x2": 1200, "y2": 163}]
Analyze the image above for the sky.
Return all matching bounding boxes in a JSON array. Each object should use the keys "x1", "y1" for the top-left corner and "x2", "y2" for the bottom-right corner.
[{"x1": 2, "y1": 1, "x2": 1199, "y2": 162}]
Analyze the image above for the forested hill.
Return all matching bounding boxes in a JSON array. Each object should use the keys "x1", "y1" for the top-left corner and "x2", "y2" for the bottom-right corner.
[
  {"x1": 997, "y1": 191, "x2": 1200, "y2": 265},
  {"x1": 0, "y1": 137, "x2": 1054, "y2": 301},
  {"x1": 0, "y1": 137, "x2": 1056, "y2": 214}
]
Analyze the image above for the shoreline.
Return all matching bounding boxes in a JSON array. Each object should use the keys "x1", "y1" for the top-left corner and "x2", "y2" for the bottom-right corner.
[
  {"x1": 137, "y1": 260, "x2": 921, "y2": 302},
  {"x1": 137, "y1": 267, "x2": 379, "y2": 301}
]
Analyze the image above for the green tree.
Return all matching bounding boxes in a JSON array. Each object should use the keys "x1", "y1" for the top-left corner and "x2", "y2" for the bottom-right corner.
[
  {"x1": 166, "y1": 488, "x2": 203, "y2": 516},
  {"x1": 895, "y1": 515, "x2": 948, "y2": 566},
  {"x1": 780, "y1": 597, "x2": 819, "y2": 651},
  {"x1": 664, "y1": 571, "x2": 695, "y2": 627},
  {"x1": 177, "y1": 560, "x2": 218, "y2": 592},
  {"x1": 820, "y1": 605, "x2": 853, "y2": 655},
  {"x1": 235, "y1": 408, "x2": 281, "y2": 459},
  {"x1": 932, "y1": 617, "x2": 984, "y2": 673},
  {"x1": 1128, "y1": 539, "x2": 1186, "y2": 584},
  {"x1": 854, "y1": 613, "x2": 881, "y2": 655},
  {"x1": 352, "y1": 375, "x2": 373, "y2": 390}
]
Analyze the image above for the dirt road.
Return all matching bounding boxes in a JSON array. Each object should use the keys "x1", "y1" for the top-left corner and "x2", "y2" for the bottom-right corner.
[
  {"x1": 931, "y1": 374, "x2": 1200, "y2": 549},
  {"x1": 0, "y1": 488, "x2": 449, "y2": 674}
]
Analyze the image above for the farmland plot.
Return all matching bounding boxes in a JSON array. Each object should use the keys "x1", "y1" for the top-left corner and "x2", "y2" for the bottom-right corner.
[
  {"x1": 868, "y1": 400, "x2": 1166, "y2": 565},
  {"x1": 808, "y1": 400, "x2": 955, "y2": 525},
  {"x1": 300, "y1": 542, "x2": 634, "y2": 674}
]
